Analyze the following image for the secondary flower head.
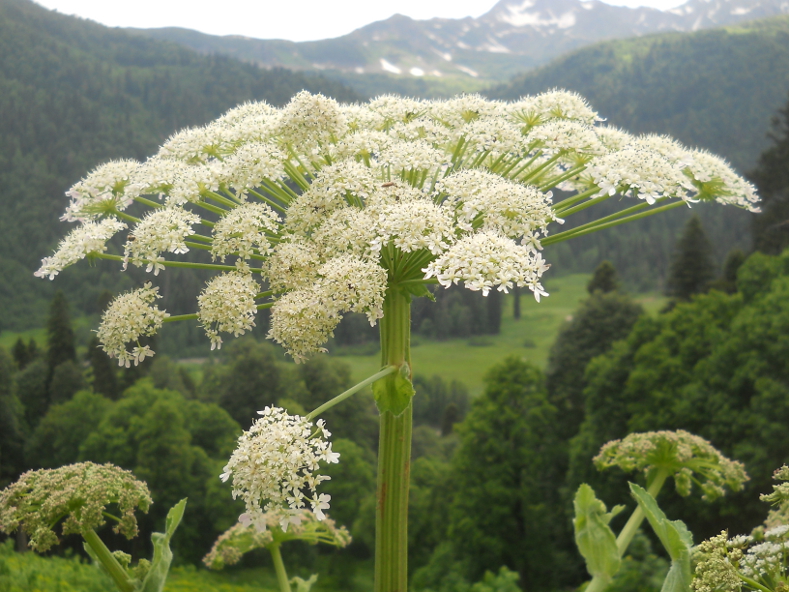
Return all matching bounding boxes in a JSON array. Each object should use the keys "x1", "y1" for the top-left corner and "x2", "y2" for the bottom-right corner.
[
  {"x1": 96, "y1": 283, "x2": 169, "y2": 367},
  {"x1": 37, "y1": 91, "x2": 759, "y2": 363},
  {"x1": 594, "y1": 430, "x2": 748, "y2": 501},
  {"x1": 203, "y1": 509, "x2": 351, "y2": 570},
  {"x1": 34, "y1": 219, "x2": 126, "y2": 280},
  {"x1": 220, "y1": 407, "x2": 340, "y2": 532},
  {"x1": 0, "y1": 462, "x2": 152, "y2": 552}
]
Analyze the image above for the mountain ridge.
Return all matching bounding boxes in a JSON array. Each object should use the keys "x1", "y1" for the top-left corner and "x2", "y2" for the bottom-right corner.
[{"x1": 126, "y1": 0, "x2": 789, "y2": 81}]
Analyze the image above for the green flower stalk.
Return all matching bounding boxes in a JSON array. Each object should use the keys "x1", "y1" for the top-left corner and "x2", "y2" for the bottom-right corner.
[
  {"x1": 582, "y1": 431, "x2": 748, "y2": 592},
  {"x1": 692, "y1": 466, "x2": 789, "y2": 592},
  {"x1": 35, "y1": 90, "x2": 759, "y2": 591},
  {"x1": 204, "y1": 509, "x2": 351, "y2": 592},
  {"x1": 0, "y1": 462, "x2": 186, "y2": 592}
]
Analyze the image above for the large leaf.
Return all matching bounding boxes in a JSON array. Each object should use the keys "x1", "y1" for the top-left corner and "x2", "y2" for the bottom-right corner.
[
  {"x1": 573, "y1": 484, "x2": 623, "y2": 583},
  {"x1": 372, "y1": 363, "x2": 415, "y2": 416},
  {"x1": 629, "y1": 483, "x2": 693, "y2": 592},
  {"x1": 139, "y1": 498, "x2": 187, "y2": 592}
]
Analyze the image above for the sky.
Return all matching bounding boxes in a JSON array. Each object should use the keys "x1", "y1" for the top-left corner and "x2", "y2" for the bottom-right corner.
[{"x1": 33, "y1": 0, "x2": 685, "y2": 42}]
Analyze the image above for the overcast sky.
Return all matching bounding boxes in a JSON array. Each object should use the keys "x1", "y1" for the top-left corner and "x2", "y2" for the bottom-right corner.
[{"x1": 33, "y1": 0, "x2": 685, "y2": 42}]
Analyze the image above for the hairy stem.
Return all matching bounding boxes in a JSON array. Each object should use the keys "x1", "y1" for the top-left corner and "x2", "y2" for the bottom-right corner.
[
  {"x1": 82, "y1": 529, "x2": 134, "y2": 592},
  {"x1": 375, "y1": 288, "x2": 412, "y2": 592}
]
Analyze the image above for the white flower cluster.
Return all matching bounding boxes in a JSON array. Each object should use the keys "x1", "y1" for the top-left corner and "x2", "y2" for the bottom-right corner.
[
  {"x1": 267, "y1": 256, "x2": 387, "y2": 361},
  {"x1": 95, "y1": 283, "x2": 169, "y2": 367},
  {"x1": 424, "y1": 232, "x2": 550, "y2": 299},
  {"x1": 34, "y1": 219, "x2": 127, "y2": 280},
  {"x1": 62, "y1": 160, "x2": 139, "y2": 222},
  {"x1": 123, "y1": 207, "x2": 201, "y2": 275},
  {"x1": 220, "y1": 406, "x2": 340, "y2": 531},
  {"x1": 198, "y1": 272, "x2": 260, "y2": 350},
  {"x1": 38, "y1": 90, "x2": 760, "y2": 363},
  {"x1": 211, "y1": 202, "x2": 281, "y2": 261}
]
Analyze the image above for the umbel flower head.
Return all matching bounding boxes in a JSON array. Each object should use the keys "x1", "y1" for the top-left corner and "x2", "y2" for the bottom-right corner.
[
  {"x1": 0, "y1": 462, "x2": 152, "y2": 552},
  {"x1": 692, "y1": 467, "x2": 789, "y2": 592},
  {"x1": 220, "y1": 406, "x2": 340, "y2": 531},
  {"x1": 594, "y1": 430, "x2": 748, "y2": 501},
  {"x1": 35, "y1": 90, "x2": 759, "y2": 363},
  {"x1": 203, "y1": 509, "x2": 351, "y2": 570}
]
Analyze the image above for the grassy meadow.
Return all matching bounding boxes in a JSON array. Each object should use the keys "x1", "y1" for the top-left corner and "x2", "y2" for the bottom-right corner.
[{"x1": 334, "y1": 273, "x2": 665, "y2": 395}]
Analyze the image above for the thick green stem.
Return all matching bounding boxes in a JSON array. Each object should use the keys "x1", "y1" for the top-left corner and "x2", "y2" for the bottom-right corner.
[
  {"x1": 82, "y1": 529, "x2": 134, "y2": 592},
  {"x1": 585, "y1": 470, "x2": 670, "y2": 592},
  {"x1": 375, "y1": 288, "x2": 412, "y2": 592},
  {"x1": 269, "y1": 543, "x2": 292, "y2": 592}
]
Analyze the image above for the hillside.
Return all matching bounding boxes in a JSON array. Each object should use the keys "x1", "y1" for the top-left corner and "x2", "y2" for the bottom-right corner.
[
  {"x1": 486, "y1": 15, "x2": 789, "y2": 287},
  {"x1": 0, "y1": 0, "x2": 359, "y2": 331},
  {"x1": 489, "y1": 14, "x2": 789, "y2": 173}
]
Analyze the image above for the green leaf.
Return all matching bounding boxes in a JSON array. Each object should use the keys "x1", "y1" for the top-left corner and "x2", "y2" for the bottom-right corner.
[
  {"x1": 291, "y1": 574, "x2": 319, "y2": 592},
  {"x1": 138, "y1": 498, "x2": 187, "y2": 592},
  {"x1": 573, "y1": 484, "x2": 622, "y2": 583},
  {"x1": 400, "y1": 282, "x2": 435, "y2": 301},
  {"x1": 372, "y1": 363, "x2": 415, "y2": 416},
  {"x1": 629, "y1": 483, "x2": 693, "y2": 592}
]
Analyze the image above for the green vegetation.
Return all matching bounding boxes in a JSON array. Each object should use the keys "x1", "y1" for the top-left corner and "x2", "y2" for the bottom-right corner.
[
  {"x1": 489, "y1": 15, "x2": 789, "y2": 174},
  {"x1": 336, "y1": 274, "x2": 664, "y2": 394},
  {"x1": 0, "y1": 0, "x2": 359, "y2": 332}
]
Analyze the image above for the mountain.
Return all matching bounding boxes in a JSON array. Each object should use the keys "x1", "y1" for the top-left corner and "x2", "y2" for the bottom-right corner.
[
  {"x1": 0, "y1": 0, "x2": 360, "y2": 331},
  {"x1": 130, "y1": 0, "x2": 789, "y2": 84},
  {"x1": 488, "y1": 14, "x2": 789, "y2": 173}
]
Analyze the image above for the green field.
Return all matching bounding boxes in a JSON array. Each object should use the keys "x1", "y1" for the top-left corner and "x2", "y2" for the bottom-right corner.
[
  {"x1": 0, "y1": 273, "x2": 665, "y2": 396},
  {"x1": 333, "y1": 273, "x2": 665, "y2": 395}
]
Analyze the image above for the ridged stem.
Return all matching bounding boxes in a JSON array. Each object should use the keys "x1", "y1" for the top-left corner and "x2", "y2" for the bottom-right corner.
[{"x1": 375, "y1": 288, "x2": 412, "y2": 592}]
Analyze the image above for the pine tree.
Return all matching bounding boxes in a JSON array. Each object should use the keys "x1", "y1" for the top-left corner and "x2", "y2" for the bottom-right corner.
[
  {"x1": 587, "y1": 260, "x2": 619, "y2": 294},
  {"x1": 45, "y1": 291, "x2": 76, "y2": 382},
  {"x1": 751, "y1": 95, "x2": 789, "y2": 255},
  {"x1": 88, "y1": 336, "x2": 119, "y2": 400},
  {"x1": 512, "y1": 286, "x2": 521, "y2": 320},
  {"x1": 11, "y1": 338, "x2": 28, "y2": 370},
  {"x1": 485, "y1": 289, "x2": 502, "y2": 334},
  {"x1": 709, "y1": 249, "x2": 746, "y2": 294},
  {"x1": 665, "y1": 215, "x2": 716, "y2": 301}
]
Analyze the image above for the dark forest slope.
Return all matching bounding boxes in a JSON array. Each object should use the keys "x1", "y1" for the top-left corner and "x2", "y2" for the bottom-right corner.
[
  {"x1": 488, "y1": 16, "x2": 789, "y2": 288},
  {"x1": 0, "y1": 0, "x2": 359, "y2": 330}
]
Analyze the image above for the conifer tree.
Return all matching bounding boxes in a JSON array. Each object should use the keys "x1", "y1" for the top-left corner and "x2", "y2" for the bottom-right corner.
[
  {"x1": 11, "y1": 338, "x2": 28, "y2": 370},
  {"x1": 665, "y1": 215, "x2": 716, "y2": 301},
  {"x1": 586, "y1": 260, "x2": 619, "y2": 294},
  {"x1": 513, "y1": 286, "x2": 521, "y2": 320},
  {"x1": 45, "y1": 291, "x2": 76, "y2": 381},
  {"x1": 0, "y1": 347, "x2": 24, "y2": 486},
  {"x1": 26, "y1": 339, "x2": 40, "y2": 363},
  {"x1": 87, "y1": 336, "x2": 119, "y2": 400},
  {"x1": 485, "y1": 289, "x2": 503, "y2": 334},
  {"x1": 751, "y1": 95, "x2": 789, "y2": 254},
  {"x1": 709, "y1": 249, "x2": 746, "y2": 293},
  {"x1": 546, "y1": 288, "x2": 643, "y2": 440}
]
